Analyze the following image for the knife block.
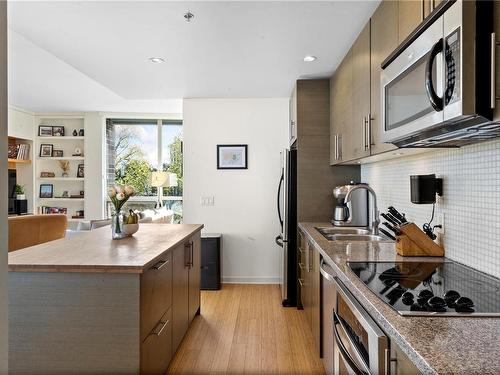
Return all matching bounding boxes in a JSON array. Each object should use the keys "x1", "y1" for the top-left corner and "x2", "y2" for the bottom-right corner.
[{"x1": 395, "y1": 223, "x2": 444, "y2": 257}]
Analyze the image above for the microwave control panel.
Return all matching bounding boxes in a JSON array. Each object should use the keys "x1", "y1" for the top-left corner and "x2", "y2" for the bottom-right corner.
[{"x1": 445, "y1": 27, "x2": 461, "y2": 105}]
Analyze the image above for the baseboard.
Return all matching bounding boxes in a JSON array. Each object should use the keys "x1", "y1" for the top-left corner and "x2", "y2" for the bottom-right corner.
[{"x1": 222, "y1": 276, "x2": 281, "y2": 284}]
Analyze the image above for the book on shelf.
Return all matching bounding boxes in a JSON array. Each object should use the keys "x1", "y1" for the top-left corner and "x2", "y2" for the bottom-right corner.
[
  {"x1": 39, "y1": 206, "x2": 68, "y2": 215},
  {"x1": 8, "y1": 143, "x2": 30, "y2": 160}
]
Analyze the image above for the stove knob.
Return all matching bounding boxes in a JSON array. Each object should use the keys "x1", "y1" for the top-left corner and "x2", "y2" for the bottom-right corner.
[
  {"x1": 417, "y1": 289, "x2": 434, "y2": 300},
  {"x1": 427, "y1": 296, "x2": 446, "y2": 308},
  {"x1": 443, "y1": 290, "x2": 460, "y2": 301},
  {"x1": 402, "y1": 291, "x2": 414, "y2": 300},
  {"x1": 455, "y1": 296, "x2": 474, "y2": 308}
]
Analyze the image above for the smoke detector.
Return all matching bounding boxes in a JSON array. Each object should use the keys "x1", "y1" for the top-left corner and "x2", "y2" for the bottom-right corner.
[{"x1": 184, "y1": 11, "x2": 194, "y2": 22}]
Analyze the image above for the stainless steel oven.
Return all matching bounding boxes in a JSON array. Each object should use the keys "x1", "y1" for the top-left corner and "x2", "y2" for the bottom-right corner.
[
  {"x1": 333, "y1": 277, "x2": 389, "y2": 375},
  {"x1": 381, "y1": 0, "x2": 496, "y2": 148}
]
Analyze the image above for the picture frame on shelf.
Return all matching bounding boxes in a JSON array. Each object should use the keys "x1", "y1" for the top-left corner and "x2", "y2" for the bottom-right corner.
[
  {"x1": 39, "y1": 184, "x2": 54, "y2": 198},
  {"x1": 39, "y1": 144, "x2": 54, "y2": 157},
  {"x1": 38, "y1": 125, "x2": 53, "y2": 137},
  {"x1": 217, "y1": 144, "x2": 248, "y2": 170},
  {"x1": 52, "y1": 150, "x2": 63, "y2": 157},
  {"x1": 52, "y1": 126, "x2": 65, "y2": 137},
  {"x1": 77, "y1": 164, "x2": 84, "y2": 178},
  {"x1": 40, "y1": 172, "x2": 55, "y2": 178}
]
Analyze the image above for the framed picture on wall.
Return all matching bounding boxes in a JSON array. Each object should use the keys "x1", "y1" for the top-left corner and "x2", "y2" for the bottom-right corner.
[
  {"x1": 38, "y1": 125, "x2": 53, "y2": 137},
  {"x1": 76, "y1": 164, "x2": 84, "y2": 178},
  {"x1": 39, "y1": 144, "x2": 53, "y2": 157},
  {"x1": 217, "y1": 144, "x2": 248, "y2": 170},
  {"x1": 39, "y1": 184, "x2": 54, "y2": 198},
  {"x1": 52, "y1": 126, "x2": 65, "y2": 137}
]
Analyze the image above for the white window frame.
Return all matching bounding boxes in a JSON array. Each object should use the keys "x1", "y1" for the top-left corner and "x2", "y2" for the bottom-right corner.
[{"x1": 107, "y1": 117, "x2": 183, "y2": 203}]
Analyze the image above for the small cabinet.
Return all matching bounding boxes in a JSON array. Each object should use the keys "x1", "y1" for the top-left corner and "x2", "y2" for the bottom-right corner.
[
  {"x1": 370, "y1": 0, "x2": 399, "y2": 155},
  {"x1": 172, "y1": 242, "x2": 190, "y2": 351},
  {"x1": 140, "y1": 251, "x2": 173, "y2": 341},
  {"x1": 290, "y1": 84, "x2": 298, "y2": 145},
  {"x1": 141, "y1": 308, "x2": 173, "y2": 375},
  {"x1": 188, "y1": 231, "x2": 201, "y2": 322},
  {"x1": 398, "y1": 0, "x2": 422, "y2": 43},
  {"x1": 172, "y1": 234, "x2": 202, "y2": 353},
  {"x1": 298, "y1": 230, "x2": 321, "y2": 356},
  {"x1": 330, "y1": 51, "x2": 352, "y2": 165},
  {"x1": 346, "y1": 21, "x2": 371, "y2": 161}
]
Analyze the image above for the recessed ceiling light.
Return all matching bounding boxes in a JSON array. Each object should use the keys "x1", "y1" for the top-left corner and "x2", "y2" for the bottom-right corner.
[
  {"x1": 149, "y1": 57, "x2": 165, "y2": 64},
  {"x1": 303, "y1": 55, "x2": 317, "y2": 62}
]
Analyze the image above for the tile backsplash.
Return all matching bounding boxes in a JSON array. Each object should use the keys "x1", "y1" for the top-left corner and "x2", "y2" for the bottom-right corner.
[{"x1": 361, "y1": 139, "x2": 500, "y2": 278}]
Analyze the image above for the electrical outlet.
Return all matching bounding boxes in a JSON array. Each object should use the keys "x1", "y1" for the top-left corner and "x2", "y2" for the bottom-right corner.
[{"x1": 435, "y1": 213, "x2": 445, "y2": 234}]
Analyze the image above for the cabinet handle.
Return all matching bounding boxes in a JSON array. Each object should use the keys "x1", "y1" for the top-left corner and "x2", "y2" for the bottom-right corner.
[
  {"x1": 364, "y1": 115, "x2": 371, "y2": 151},
  {"x1": 421, "y1": 0, "x2": 424, "y2": 20},
  {"x1": 338, "y1": 134, "x2": 342, "y2": 160},
  {"x1": 184, "y1": 243, "x2": 191, "y2": 268},
  {"x1": 491, "y1": 32, "x2": 499, "y2": 109},
  {"x1": 190, "y1": 241, "x2": 194, "y2": 268},
  {"x1": 151, "y1": 319, "x2": 169, "y2": 337},
  {"x1": 363, "y1": 116, "x2": 368, "y2": 151},
  {"x1": 151, "y1": 259, "x2": 169, "y2": 270}
]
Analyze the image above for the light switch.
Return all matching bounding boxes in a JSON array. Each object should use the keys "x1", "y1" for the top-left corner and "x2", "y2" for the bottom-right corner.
[{"x1": 200, "y1": 196, "x2": 215, "y2": 206}]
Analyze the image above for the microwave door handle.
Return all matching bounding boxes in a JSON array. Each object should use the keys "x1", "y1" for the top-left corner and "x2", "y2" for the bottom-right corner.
[
  {"x1": 425, "y1": 38, "x2": 444, "y2": 112},
  {"x1": 333, "y1": 313, "x2": 370, "y2": 375}
]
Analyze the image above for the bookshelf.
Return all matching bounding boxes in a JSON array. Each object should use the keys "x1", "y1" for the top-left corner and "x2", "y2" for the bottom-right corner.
[{"x1": 34, "y1": 115, "x2": 86, "y2": 222}]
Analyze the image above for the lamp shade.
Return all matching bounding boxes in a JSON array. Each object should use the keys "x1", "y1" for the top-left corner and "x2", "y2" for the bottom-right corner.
[
  {"x1": 150, "y1": 171, "x2": 178, "y2": 188},
  {"x1": 150, "y1": 171, "x2": 169, "y2": 187}
]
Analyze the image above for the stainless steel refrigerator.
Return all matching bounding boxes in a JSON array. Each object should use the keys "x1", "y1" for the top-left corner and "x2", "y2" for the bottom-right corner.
[{"x1": 275, "y1": 148, "x2": 297, "y2": 307}]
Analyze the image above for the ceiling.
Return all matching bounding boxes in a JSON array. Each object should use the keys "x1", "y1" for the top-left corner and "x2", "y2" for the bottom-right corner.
[{"x1": 8, "y1": 1, "x2": 379, "y2": 112}]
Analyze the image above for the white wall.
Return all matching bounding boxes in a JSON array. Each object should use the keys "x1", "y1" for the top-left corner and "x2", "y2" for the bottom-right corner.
[
  {"x1": 183, "y1": 98, "x2": 288, "y2": 284},
  {"x1": 0, "y1": 2, "x2": 8, "y2": 372},
  {"x1": 361, "y1": 139, "x2": 500, "y2": 278},
  {"x1": 84, "y1": 113, "x2": 106, "y2": 220}
]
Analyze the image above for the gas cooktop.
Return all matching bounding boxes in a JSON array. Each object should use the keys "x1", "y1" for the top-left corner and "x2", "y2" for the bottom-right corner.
[{"x1": 348, "y1": 260, "x2": 500, "y2": 316}]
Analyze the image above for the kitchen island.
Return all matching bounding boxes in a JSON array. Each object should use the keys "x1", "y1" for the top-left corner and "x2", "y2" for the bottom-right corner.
[
  {"x1": 299, "y1": 222, "x2": 500, "y2": 375},
  {"x1": 8, "y1": 223, "x2": 203, "y2": 375}
]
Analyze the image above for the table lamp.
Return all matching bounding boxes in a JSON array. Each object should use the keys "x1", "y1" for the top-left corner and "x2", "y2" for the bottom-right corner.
[{"x1": 150, "y1": 171, "x2": 178, "y2": 208}]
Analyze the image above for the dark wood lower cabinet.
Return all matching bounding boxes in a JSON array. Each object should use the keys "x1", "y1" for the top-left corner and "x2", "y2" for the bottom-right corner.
[
  {"x1": 172, "y1": 242, "x2": 190, "y2": 351},
  {"x1": 140, "y1": 307, "x2": 173, "y2": 375},
  {"x1": 141, "y1": 233, "x2": 201, "y2": 374}
]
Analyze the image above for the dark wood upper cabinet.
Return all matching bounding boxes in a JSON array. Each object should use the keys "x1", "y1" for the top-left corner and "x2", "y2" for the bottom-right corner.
[{"x1": 370, "y1": 0, "x2": 399, "y2": 155}]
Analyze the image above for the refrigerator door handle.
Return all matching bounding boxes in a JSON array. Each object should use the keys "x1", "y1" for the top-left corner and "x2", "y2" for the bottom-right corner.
[
  {"x1": 277, "y1": 171, "x2": 284, "y2": 230},
  {"x1": 275, "y1": 235, "x2": 284, "y2": 247}
]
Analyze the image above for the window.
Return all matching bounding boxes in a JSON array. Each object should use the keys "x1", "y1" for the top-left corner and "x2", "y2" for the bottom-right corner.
[{"x1": 106, "y1": 118, "x2": 183, "y2": 222}]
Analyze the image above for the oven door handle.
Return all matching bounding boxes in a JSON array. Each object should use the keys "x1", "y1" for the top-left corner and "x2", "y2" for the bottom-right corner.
[
  {"x1": 425, "y1": 38, "x2": 444, "y2": 112},
  {"x1": 333, "y1": 313, "x2": 370, "y2": 375}
]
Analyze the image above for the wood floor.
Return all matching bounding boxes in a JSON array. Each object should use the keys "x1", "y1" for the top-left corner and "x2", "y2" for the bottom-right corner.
[{"x1": 167, "y1": 284, "x2": 325, "y2": 375}]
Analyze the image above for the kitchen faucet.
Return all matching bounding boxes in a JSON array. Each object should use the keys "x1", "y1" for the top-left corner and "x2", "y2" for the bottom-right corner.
[{"x1": 344, "y1": 184, "x2": 379, "y2": 235}]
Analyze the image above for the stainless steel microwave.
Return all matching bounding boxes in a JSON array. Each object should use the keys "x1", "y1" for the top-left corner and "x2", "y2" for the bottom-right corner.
[{"x1": 381, "y1": 0, "x2": 499, "y2": 148}]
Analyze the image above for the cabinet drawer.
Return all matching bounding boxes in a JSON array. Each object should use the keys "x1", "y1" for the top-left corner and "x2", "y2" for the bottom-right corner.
[
  {"x1": 140, "y1": 251, "x2": 172, "y2": 341},
  {"x1": 140, "y1": 307, "x2": 172, "y2": 375}
]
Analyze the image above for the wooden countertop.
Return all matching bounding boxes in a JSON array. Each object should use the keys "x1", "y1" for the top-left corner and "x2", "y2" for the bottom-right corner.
[{"x1": 8, "y1": 224, "x2": 204, "y2": 274}]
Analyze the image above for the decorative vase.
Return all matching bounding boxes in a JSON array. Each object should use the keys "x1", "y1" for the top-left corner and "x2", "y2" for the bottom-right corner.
[
  {"x1": 16, "y1": 194, "x2": 26, "y2": 200},
  {"x1": 111, "y1": 211, "x2": 127, "y2": 239}
]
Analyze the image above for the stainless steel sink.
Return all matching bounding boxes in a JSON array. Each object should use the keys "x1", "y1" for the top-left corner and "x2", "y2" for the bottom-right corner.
[
  {"x1": 315, "y1": 227, "x2": 390, "y2": 242},
  {"x1": 315, "y1": 227, "x2": 371, "y2": 235},
  {"x1": 331, "y1": 234, "x2": 386, "y2": 242}
]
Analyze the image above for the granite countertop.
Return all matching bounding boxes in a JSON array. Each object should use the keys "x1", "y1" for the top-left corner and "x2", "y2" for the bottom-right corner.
[
  {"x1": 299, "y1": 222, "x2": 500, "y2": 375},
  {"x1": 8, "y1": 224, "x2": 203, "y2": 274}
]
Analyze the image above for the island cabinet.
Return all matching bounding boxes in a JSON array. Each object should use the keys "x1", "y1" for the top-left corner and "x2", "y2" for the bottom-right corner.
[
  {"x1": 172, "y1": 231, "x2": 201, "y2": 351},
  {"x1": 8, "y1": 224, "x2": 203, "y2": 375}
]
